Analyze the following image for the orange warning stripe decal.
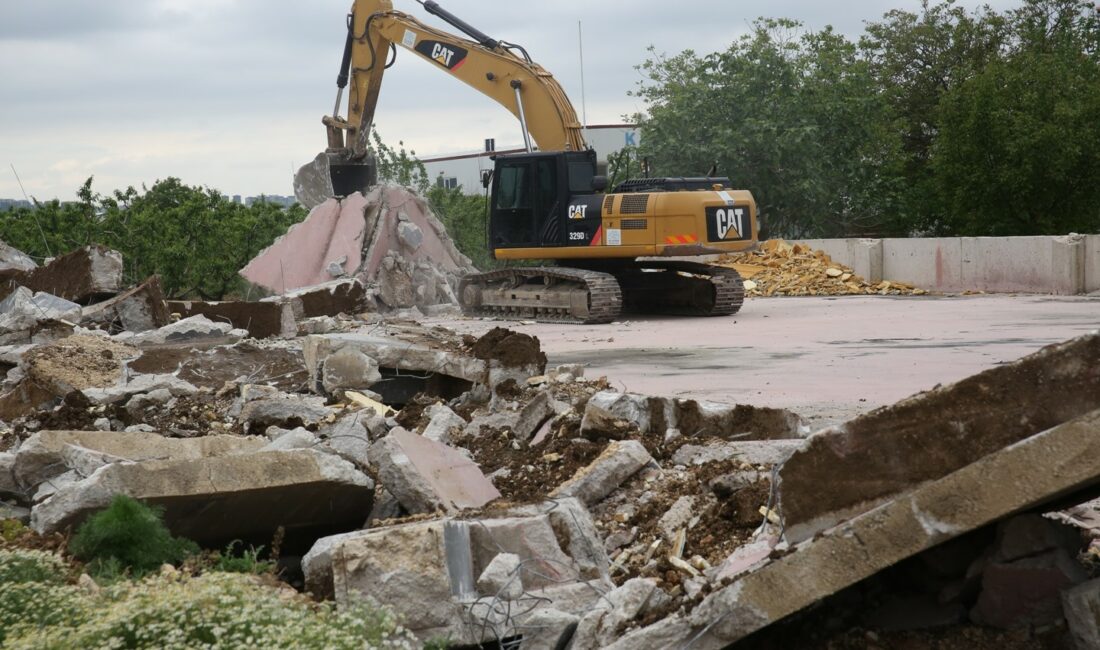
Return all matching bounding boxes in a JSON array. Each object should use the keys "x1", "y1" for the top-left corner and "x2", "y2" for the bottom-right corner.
[
  {"x1": 590, "y1": 226, "x2": 603, "y2": 246},
  {"x1": 664, "y1": 234, "x2": 698, "y2": 245}
]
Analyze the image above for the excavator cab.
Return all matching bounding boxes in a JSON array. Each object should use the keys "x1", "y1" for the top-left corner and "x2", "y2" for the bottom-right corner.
[{"x1": 489, "y1": 150, "x2": 606, "y2": 254}]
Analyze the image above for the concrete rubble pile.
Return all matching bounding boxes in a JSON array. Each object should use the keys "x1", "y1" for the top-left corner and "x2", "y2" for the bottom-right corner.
[
  {"x1": 3, "y1": 241, "x2": 1100, "y2": 647},
  {"x1": 715, "y1": 238, "x2": 928, "y2": 297},
  {"x1": 239, "y1": 184, "x2": 477, "y2": 317}
]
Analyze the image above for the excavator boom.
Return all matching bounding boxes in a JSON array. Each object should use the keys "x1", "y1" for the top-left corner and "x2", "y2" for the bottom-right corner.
[{"x1": 295, "y1": 0, "x2": 586, "y2": 207}]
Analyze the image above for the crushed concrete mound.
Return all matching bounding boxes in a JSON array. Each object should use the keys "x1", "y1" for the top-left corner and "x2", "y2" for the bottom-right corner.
[
  {"x1": 716, "y1": 239, "x2": 927, "y2": 297},
  {"x1": 239, "y1": 184, "x2": 476, "y2": 313}
]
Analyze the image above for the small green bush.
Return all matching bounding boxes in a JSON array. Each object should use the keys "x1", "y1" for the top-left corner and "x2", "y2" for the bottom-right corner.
[
  {"x1": 210, "y1": 540, "x2": 276, "y2": 575},
  {"x1": 69, "y1": 495, "x2": 198, "y2": 578}
]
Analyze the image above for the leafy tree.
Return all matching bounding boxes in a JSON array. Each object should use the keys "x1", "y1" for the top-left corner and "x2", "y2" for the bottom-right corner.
[{"x1": 932, "y1": 0, "x2": 1100, "y2": 234}]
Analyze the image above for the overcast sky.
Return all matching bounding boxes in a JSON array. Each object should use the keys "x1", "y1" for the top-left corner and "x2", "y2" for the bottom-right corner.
[{"x1": 0, "y1": 0, "x2": 1019, "y2": 201}]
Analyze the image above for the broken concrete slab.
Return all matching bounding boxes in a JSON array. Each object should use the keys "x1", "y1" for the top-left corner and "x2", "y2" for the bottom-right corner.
[
  {"x1": 370, "y1": 428, "x2": 499, "y2": 514},
  {"x1": 421, "y1": 404, "x2": 465, "y2": 444},
  {"x1": 513, "y1": 391, "x2": 556, "y2": 442},
  {"x1": 262, "y1": 278, "x2": 368, "y2": 321},
  {"x1": 0, "y1": 245, "x2": 123, "y2": 303},
  {"x1": 81, "y1": 276, "x2": 170, "y2": 333},
  {"x1": 1063, "y1": 578, "x2": 1100, "y2": 650},
  {"x1": 601, "y1": 408, "x2": 1100, "y2": 650},
  {"x1": 304, "y1": 499, "x2": 609, "y2": 645},
  {"x1": 550, "y1": 440, "x2": 656, "y2": 506},
  {"x1": 81, "y1": 373, "x2": 198, "y2": 405},
  {"x1": 239, "y1": 397, "x2": 335, "y2": 434},
  {"x1": 477, "y1": 552, "x2": 523, "y2": 600},
  {"x1": 0, "y1": 240, "x2": 37, "y2": 273},
  {"x1": 241, "y1": 187, "x2": 474, "y2": 312},
  {"x1": 13, "y1": 430, "x2": 264, "y2": 490},
  {"x1": 671, "y1": 440, "x2": 803, "y2": 468},
  {"x1": 32, "y1": 449, "x2": 373, "y2": 545},
  {"x1": 581, "y1": 391, "x2": 807, "y2": 440},
  {"x1": 116, "y1": 314, "x2": 240, "y2": 348},
  {"x1": 970, "y1": 548, "x2": 1086, "y2": 628},
  {"x1": 0, "y1": 452, "x2": 17, "y2": 500},
  {"x1": 168, "y1": 299, "x2": 294, "y2": 340},
  {"x1": 516, "y1": 608, "x2": 580, "y2": 650},
  {"x1": 0, "y1": 287, "x2": 82, "y2": 343},
  {"x1": 778, "y1": 333, "x2": 1100, "y2": 543},
  {"x1": 304, "y1": 325, "x2": 545, "y2": 402},
  {"x1": 320, "y1": 347, "x2": 381, "y2": 394}
]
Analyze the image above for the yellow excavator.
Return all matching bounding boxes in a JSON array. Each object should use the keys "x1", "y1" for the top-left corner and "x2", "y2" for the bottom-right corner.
[{"x1": 296, "y1": 0, "x2": 759, "y2": 323}]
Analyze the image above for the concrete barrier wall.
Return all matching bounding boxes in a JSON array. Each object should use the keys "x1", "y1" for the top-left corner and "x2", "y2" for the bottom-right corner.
[
  {"x1": 1088, "y1": 235, "x2": 1100, "y2": 293},
  {"x1": 795, "y1": 235, "x2": 1097, "y2": 295}
]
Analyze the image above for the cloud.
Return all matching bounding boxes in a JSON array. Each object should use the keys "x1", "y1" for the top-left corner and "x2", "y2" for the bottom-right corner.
[{"x1": 0, "y1": 0, "x2": 1023, "y2": 200}]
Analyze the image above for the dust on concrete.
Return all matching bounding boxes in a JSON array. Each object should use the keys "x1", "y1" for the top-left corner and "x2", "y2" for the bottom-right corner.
[{"x1": 23, "y1": 335, "x2": 139, "y2": 391}]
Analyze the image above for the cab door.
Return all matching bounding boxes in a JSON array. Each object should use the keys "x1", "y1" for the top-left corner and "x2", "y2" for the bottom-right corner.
[{"x1": 491, "y1": 156, "x2": 565, "y2": 249}]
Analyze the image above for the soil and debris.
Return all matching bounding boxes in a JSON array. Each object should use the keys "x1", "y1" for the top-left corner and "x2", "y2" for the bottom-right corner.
[{"x1": 716, "y1": 239, "x2": 928, "y2": 297}]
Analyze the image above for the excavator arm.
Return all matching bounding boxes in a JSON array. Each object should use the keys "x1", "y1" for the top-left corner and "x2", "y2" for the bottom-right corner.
[{"x1": 330, "y1": 0, "x2": 585, "y2": 159}]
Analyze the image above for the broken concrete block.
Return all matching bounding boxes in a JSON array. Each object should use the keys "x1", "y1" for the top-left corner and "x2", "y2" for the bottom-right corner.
[
  {"x1": 321, "y1": 347, "x2": 381, "y2": 394},
  {"x1": 0, "y1": 380, "x2": 58, "y2": 420},
  {"x1": 601, "y1": 408, "x2": 1100, "y2": 650},
  {"x1": 117, "y1": 314, "x2": 238, "y2": 347},
  {"x1": 518, "y1": 608, "x2": 580, "y2": 650},
  {"x1": 82, "y1": 276, "x2": 170, "y2": 333},
  {"x1": 124, "y1": 388, "x2": 173, "y2": 419},
  {"x1": 32, "y1": 449, "x2": 374, "y2": 545},
  {"x1": 82, "y1": 373, "x2": 198, "y2": 405},
  {"x1": 0, "y1": 452, "x2": 18, "y2": 500},
  {"x1": 991, "y1": 513, "x2": 1082, "y2": 564},
  {"x1": 671, "y1": 440, "x2": 803, "y2": 468},
  {"x1": 421, "y1": 403, "x2": 465, "y2": 444},
  {"x1": 261, "y1": 427, "x2": 317, "y2": 452},
  {"x1": 582, "y1": 390, "x2": 805, "y2": 440},
  {"x1": 779, "y1": 333, "x2": 1100, "y2": 543},
  {"x1": 317, "y1": 413, "x2": 373, "y2": 468},
  {"x1": 239, "y1": 397, "x2": 335, "y2": 434},
  {"x1": 657, "y1": 496, "x2": 697, "y2": 543},
  {"x1": 58, "y1": 444, "x2": 127, "y2": 479},
  {"x1": 167, "y1": 299, "x2": 294, "y2": 340},
  {"x1": 477, "y1": 552, "x2": 523, "y2": 600},
  {"x1": 14, "y1": 430, "x2": 264, "y2": 490},
  {"x1": 1063, "y1": 578, "x2": 1100, "y2": 650},
  {"x1": 0, "y1": 240, "x2": 37, "y2": 273},
  {"x1": 970, "y1": 548, "x2": 1086, "y2": 628},
  {"x1": 0, "y1": 245, "x2": 122, "y2": 304},
  {"x1": 0, "y1": 287, "x2": 81, "y2": 330},
  {"x1": 370, "y1": 428, "x2": 499, "y2": 514},
  {"x1": 305, "y1": 499, "x2": 608, "y2": 645},
  {"x1": 573, "y1": 578, "x2": 665, "y2": 649},
  {"x1": 551, "y1": 440, "x2": 655, "y2": 506},
  {"x1": 513, "y1": 391, "x2": 556, "y2": 442},
  {"x1": 397, "y1": 221, "x2": 424, "y2": 252}
]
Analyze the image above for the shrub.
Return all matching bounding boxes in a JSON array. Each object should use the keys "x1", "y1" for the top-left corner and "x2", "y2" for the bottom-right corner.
[
  {"x1": 68, "y1": 495, "x2": 198, "y2": 578},
  {"x1": 4, "y1": 572, "x2": 419, "y2": 649},
  {"x1": 210, "y1": 540, "x2": 277, "y2": 575},
  {"x1": 0, "y1": 550, "x2": 87, "y2": 645}
]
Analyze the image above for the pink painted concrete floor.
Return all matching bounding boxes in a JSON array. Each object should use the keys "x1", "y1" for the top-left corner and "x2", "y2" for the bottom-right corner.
[{"x1": 428, "y1": 295, "x2": 1099, "y2": 427}]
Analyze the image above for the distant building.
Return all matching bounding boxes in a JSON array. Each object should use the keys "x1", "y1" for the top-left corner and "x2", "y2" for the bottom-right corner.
[
  {"x1": 0, "y1": 199, "x2": 33, "y2": 211},
  {"x1": 420, "y1": 124, "x2": 640, "y2": 195}
]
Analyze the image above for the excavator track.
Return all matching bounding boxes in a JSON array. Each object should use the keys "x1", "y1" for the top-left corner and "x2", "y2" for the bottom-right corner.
[
  {"x1": 612, "y1": 261, "x2": 745, "y2": 317},
  {"x1": 459, "y1": 267, "x2": 622, "y2": 324}
]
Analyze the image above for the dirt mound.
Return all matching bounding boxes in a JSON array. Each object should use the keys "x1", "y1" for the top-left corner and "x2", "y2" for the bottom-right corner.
[
  {"x1": 468, "y1": 327, "x2": 547, "y2": 369},
  {"x1": 715, "y1": 239, "x2": 927, "y2": 297}
]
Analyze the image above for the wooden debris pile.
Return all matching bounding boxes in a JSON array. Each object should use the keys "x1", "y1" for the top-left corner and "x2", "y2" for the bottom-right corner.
[{"x1": 714, "y1": 239, "x2": 928, "y2": 297}]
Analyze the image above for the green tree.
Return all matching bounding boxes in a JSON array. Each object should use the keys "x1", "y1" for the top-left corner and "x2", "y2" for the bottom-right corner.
[{"x1": 932, "y1": 0, "x2": 1100, "y2": 234}]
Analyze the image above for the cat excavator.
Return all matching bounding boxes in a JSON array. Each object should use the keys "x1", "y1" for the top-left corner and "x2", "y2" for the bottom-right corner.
[{"x1": 296, "y1": 0, "x2": 759, "y2": 323}]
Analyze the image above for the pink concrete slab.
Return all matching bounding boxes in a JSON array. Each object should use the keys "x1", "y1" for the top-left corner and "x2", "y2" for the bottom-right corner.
[
  {"x1": 392, "y1": 429, "x2": 500, "y2": 511},
  {"x1": 240, "y1": 193, "x2": 369, "y2": 293},
  {"x1": 360, "y1": 188, "x2": 466, "y2": 279}
]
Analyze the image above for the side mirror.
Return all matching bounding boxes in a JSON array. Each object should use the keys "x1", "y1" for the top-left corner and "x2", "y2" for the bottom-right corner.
[
  {"x1": 591, "y1": 175, "x2": 609, "y2": 192},
  {"x1": 481, "y1": 169, "x2": 494, "y2": 189}
]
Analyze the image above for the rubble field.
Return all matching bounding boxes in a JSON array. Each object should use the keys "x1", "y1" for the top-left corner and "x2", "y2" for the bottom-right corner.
[{"x1": 2, "y1": 191, "x2": 1100, "y2": 649}]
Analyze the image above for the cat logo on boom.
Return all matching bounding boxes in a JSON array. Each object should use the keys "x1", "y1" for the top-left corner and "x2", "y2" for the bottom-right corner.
[{"x1": 414, "y1": 40, "x2": 469, "y2": 71}]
